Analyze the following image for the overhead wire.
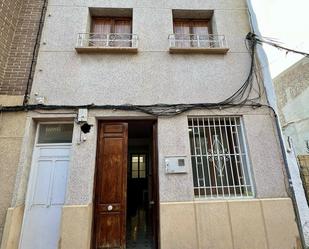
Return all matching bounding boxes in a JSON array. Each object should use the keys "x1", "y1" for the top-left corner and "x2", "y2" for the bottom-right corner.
[{"x1": 1, "y1": 32, "x2": 307, "y2": 117}]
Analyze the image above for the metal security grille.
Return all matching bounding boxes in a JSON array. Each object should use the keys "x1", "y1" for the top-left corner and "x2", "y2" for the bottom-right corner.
[{"x1": 188, "y1": 117, "x2": 253, "y2": 198}]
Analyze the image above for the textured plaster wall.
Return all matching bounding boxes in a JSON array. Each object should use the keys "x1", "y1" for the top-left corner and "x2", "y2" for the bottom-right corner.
[
  {"x1": 10, "y1": 108, "x2": 284, "y2": 207},
  {"x1": 19, "y1": 0, "x2": 288, "y2": 204},
  {"x1": 6, "y1": 107, "x2": 291, "y2": 247},
  {"x1": 282, "y1": 87, "x2": 309, "y2": 155},
  {"x1": 274, "y1": 58, "x2": 309, "y2": 124},
  {"x1": 0, "y1": 113, "x2": 26, "y2": 243},
  {"x1": 274, "y1": 57, "x2": 309, "y2": 155},
  {"x1": 243, "y1": 114, "x2": 287, "y2": 198},
  {"x1": 4, "y1": 0, "x2": 295, "y2": 246},
  {"x1": 11, "y1": 117, "x2": 37, "y2": 207},
  {"x1": 10, "y1": 107, "x2": 288, "y2": 208},
  {"x1": 29, "y1": 0, "x2": 264, "y2": 106}
]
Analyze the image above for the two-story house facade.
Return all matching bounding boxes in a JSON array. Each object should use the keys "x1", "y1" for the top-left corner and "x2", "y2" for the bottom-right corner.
[{"x1": 1, "y1": 0, "x2": 301, "y2": 249}]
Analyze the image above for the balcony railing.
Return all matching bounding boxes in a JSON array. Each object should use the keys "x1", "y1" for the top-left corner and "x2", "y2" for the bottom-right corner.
[
  {"x1": 76, "y1": 33, "x2": 138, "y2": 53},
  {"x1": 169, "y1": 34, "x2": 229, "y2": 53}
]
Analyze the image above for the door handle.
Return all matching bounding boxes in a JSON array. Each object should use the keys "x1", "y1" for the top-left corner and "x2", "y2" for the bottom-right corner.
[
  {"x1": 107, "y1": 205, "x2": 113, "y2": 211},
  {"x1": 149, "y1": 201, "x2": 155, "y2": 205}
]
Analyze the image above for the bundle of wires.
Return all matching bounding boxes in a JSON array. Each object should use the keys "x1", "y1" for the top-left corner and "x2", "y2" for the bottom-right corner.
[{"x1": 2, "y1": 32, "x2": 301, "y2": 117}]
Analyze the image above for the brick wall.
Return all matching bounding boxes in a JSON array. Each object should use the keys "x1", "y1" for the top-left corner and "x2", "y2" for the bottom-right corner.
[
  {"x1": 299, "y1": 155, "x2": 309, "y2": 205},
  {"x1": 0, "y1": 0, "x2": 23, "y2": 87},
  {"x1": 0, "y1": 0, "x2": 45, "y2": 96}
]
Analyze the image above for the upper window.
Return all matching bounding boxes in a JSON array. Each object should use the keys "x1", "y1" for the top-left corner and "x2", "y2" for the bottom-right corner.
[
  {"x1": 173, "y1": 19, "x2": 211, "y2": 48},
  {"x1": 188, "y1": 117, "x2": 253, "y2": 198},
  {"x1": 90, "y1": 17, "x2": 132, "y2": 47},
  {"x1": 169, "y1": 10, "x2": 229, "y2": 53}
]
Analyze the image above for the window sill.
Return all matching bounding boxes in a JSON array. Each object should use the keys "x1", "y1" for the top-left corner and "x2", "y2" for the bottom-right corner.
[
  {"x1": 75, "y1": 46, "x2": 138, "y2": 53},
  {"x1": 169, "y1": 47, "x2": 229, "y2": 54}
]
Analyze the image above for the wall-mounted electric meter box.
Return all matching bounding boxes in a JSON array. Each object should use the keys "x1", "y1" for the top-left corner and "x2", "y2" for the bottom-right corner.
[
  {"x1": 165, "y1": 156, "x2": 187, "y2": 174},
  {"x1": 77, "y1": 108, "x2": 88, "y2": 122}
]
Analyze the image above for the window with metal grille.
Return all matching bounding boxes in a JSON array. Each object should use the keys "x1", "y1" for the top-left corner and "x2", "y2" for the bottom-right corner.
[{"x1": 188, "y1": 117, "x2": 254, "y2": 198}]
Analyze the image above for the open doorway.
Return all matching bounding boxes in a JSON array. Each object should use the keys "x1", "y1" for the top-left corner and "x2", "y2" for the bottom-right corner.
[
  {"x1": 127, "y1": 121, "x2": 156, "y2": 248},
  {"x1": 92, "y1": 120, "x2": 158, "y2": 249}
]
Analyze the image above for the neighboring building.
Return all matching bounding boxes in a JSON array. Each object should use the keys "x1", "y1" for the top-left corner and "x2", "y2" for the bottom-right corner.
[
  {"x1": 0, "y1": 0, "x2": 45, "y2": 245},
  {"x1": 0, "y1": 1, "x2": 302, "y2": 249},
  {"x1": 274, "y1": 57, "x2": 309, "y2": 245},
  {"x1": 274, "y1": 57, "x2": 309, "y2": 156}
]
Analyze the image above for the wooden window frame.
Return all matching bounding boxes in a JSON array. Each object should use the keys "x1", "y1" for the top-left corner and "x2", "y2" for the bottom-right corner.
[
  {"x1": 91, "y1": 17, "x2": 132, "y2": 34},
  {"x1": 173, "y1": 18, "x2": 212, "y2": 35},
  {"x1": 130, "y1": 153, "x2": 147, "y2": 179}
]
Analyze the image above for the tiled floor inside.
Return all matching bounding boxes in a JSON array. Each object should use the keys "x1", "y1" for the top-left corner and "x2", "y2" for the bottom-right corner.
[{"x1": 126, "y1": 207, "x2": 154, "y2": 249}]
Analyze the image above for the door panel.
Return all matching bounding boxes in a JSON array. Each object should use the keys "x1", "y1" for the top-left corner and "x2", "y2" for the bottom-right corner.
[
  {"x1": 151, "y1": 123, "x2": 159, "y2": 249},
  {"x1": 94, "y1": 122, "x2": 128, "y2": 249},
  {"x1": 19, "y1": 146, "x2": 71, "y2": 249},
  {"x1": 96, "y1": 213, "x2": 122, "y2": 248}
]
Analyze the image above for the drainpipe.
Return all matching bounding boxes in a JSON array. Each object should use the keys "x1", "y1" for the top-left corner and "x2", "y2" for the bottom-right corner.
[
  {"x1": 23, "y1": 0, "x2": 48, "y2": 106},
  {"x1": 245, "y1": 1, "x2": 306, "y2": 248}
]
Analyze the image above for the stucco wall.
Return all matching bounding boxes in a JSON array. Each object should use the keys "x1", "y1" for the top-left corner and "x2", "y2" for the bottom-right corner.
[
  {"x1": 274, "y1": 57, "x2": 309, "y2": 156},
  {"x1": 10, "y1": 107, "x2": 288, "y2": 209},
  {"x1": 274, "y1": 58, "x2": 309, "y2": 124},
  {"x1": 5, "y1": 107, "x2": 292, "y2": 248},
  {"x1": 282, "y1": 87, "x2": 309, "y2": 155},
  {"x1": 2, "y1": 0, "x2": 297, "y2": 247},
  {"x1": 29, "y1": 0, "x2": 264, "y2": 106},
  {"x1": 0, "y1": 112, "x2": 26, "y2": 243}
]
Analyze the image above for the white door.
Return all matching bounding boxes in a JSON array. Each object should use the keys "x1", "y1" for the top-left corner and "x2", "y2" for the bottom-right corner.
[{"x1": 19, "y1": 145, "x2": 71, "y2": 249}]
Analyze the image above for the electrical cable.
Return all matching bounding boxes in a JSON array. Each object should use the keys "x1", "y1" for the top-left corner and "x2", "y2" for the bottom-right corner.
[
  {"x1": 2, "y1": 32, "x2": 262, "y2": 116},
  {"x1": 3, "y1": 32, "x2": 307, "y2": 117},
  {"x1": 254, "y1": 34, "x2": 309, "y2": 58}
]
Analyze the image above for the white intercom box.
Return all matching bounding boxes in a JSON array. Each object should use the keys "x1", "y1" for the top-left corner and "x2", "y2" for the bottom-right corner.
[
  {"x1": 165, "y1": 156, "x2": 187, "y2": 174},
  {"x1": 77, "y1": 108, "x2": 88, "y2": 122}
]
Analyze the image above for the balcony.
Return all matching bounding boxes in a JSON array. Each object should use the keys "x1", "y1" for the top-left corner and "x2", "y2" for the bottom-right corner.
[
  {"x1": 75, "y1": 33, "x2": 138, "y2": 53},
  {"x1": 169, "y1": 34, "x2": 229, "y2": 54}
]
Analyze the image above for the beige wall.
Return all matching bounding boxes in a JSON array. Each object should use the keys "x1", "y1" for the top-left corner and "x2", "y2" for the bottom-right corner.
[
  {"x1": 0, "y1": 206, "x2": 24, "y2": 249},
  {"x1": 0, "y1": 111, "x2": 26, "y2": 243},
  {"x1": 3, "y1": 199, "x2": 298, "y2": 249},
  {"x1": 59, "y1": 205, "x2": 92, "y2": 249},
  {"x1": 160, "y1": 198, "x2": 300, "y2": 249}
]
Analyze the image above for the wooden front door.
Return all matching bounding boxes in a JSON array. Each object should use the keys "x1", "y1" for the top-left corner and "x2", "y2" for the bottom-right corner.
[{"x1": 93, "y1": 123, "x2": 128, "y2": 249}]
